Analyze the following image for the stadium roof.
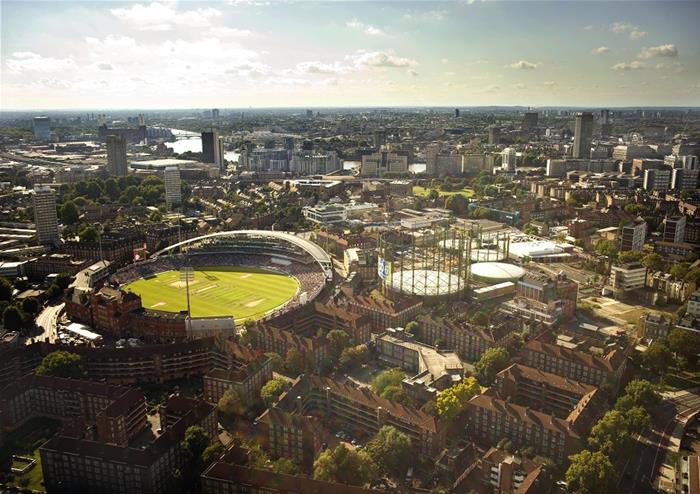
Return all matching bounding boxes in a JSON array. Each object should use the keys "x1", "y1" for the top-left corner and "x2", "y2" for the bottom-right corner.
[{"x1": 151, "y1": 230, "x2": 331, "y2": 271}]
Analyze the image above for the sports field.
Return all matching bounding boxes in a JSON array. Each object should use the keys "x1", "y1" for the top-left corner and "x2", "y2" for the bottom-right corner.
[{"x1": 123, "y1": 266, "x2": 299, "y2": 322}]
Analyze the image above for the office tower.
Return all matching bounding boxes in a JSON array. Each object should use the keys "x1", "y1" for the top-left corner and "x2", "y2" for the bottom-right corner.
[
  {"x1": 672, "y1": 168, "x2": 699, "y2": 191},
  {"x1": 619, "y1": 220, "x2": 646, "y2": 252},
  {"x1": 546, "y1": 159, "x2": 567, "y2": 178},
  {"x1": 681, "y1": 155, "x2": 699, "y2": 170},
  {"x1": 373, "y1": 130, "x2": 387, "y2": 148},
  {"x1": 488, "y1": 126, "x2": 501, "y2": 145},
  {"x1": 600, "y1": 109, "x2": 611, "y2": 136},
  {"x1": 501, "y1": 148, "x2": 517, "y2": 172},
  {"x1": 306, "y1": 109, "x2": 313, "y2": 118},
  {"x1": 164, "y1": 167, "x2": 182, "y2": 210},
  {"x1": 663, "y1": 216, "x2": 686, "y2": 243},
  {"x1": 454, "y1": 108, "x2": 460, "y2": 118},
  {"x1": 301, "y1": 140, "x2": 314, "y2": 151},
  {"x1": 425, "y1": 144, "x2": 440, "y2": 176},
  {"x1": 283, "y1": 137, "x2": 295, "y2": 151},
  {"x1": 138, "y1": 113, "x2": 145, "y2": 126},
  {"x1": 572, "y1": 112, "x2": 593, "y2": 159},
  {"x1": 643, "y1": 168, "x2": 671, "y2": 192},
  {"x1": 106, "y1": 135, "x2": 128, "y2": 177},
  {"x1": 212, "y1": 108, "x2": 220, "y2": 119},
  {"x1": 33, "y1": 116, "x2": 51, "y2": 140},
  {"x1": 521, "y1": 112, "x2": 538, "y2": 132},
  {"x1": 33, "y1": 186, "x2": 59, "y2": 245},
  {"x1": 201, "y1": 130, "x2": 225, "y2": 172}
]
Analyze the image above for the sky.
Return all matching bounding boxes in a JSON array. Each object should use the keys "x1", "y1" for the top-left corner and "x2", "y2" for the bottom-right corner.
[{"x1": 1, "y1": 0, "x2": 699, "y2": 110}]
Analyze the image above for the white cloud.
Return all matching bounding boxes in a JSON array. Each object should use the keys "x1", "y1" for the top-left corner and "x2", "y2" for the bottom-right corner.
[
  {"x1": 210, "y1": 27, "x2": 253, "y2": 38},
  {"x1": 111, "y1": 2, "x2": 221, "y2": 31},
  {"x1": 629, "y1": 30, "x2": 647, "y2": 40},
  {"x1": 583, "y1": 25, "x2": 593, "y2": 30},
  {"x1": 638, "y1": 44, "x2": 678, "y2": 59},
  {"x1": 346, "y1": 19, "x2": 386, "y2": 36},
  {"x1": 407, "y1": 68, "x2": 418, "y2": 77},
  {"x1": 611, "y1": 61, "x2": 646, "y2": 71},
  {"x1": 512, "y1": 83, "x2": 526, "y2": 89},
  {"x1": 505, "y1": 60, "x2": 538, "y2": 70},
  {"x1": 610, "y1": 21, "x2": 634, "y2": 34},
  {"x1": 6, "y1": 52, "x2": 76, "y2": 74},
  {"x1": 592, "y1": 46, "x2": 609, "y2": 55},
  {"x1": 295, "y1": 61, "x2": 351, "y2": 75},
  {"x1": 97, "y1": 63, "x2": 113, "y2": 71},
  {"x1": 544, "y1": 81, "x2": 558, "y2": 87},
  {"x1": 441, "y1": 58, "x2": 449, "y2": 64},
  {"x1": 348, "y1": 51, "x2": 417, "y2": 69}
]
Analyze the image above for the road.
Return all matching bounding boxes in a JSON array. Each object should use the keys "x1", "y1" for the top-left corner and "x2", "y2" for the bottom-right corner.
[
  {"x1": 32, "y1": 302, "x2": 64, "y2": 344},
  {"x1": 617, "y1": 388, "x2": 700, "y2": 493}
]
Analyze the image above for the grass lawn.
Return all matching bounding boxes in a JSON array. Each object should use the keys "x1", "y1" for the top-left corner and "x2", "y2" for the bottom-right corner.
[
  {"x1": 123, "y1": 266, "x2": 299, "y2": 322},
  {"x1": 0, "y1": 417, "x2": 60, "y2": 492},
  {"x1": 413, "y1": 185, "x2": 475, "y2": 198}
]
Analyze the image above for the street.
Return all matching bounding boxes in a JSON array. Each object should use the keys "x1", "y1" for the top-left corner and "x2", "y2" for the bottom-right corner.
[
  {"x1": 31, "y1": 302, "x2": 64, "y2": 344},
  {"x1": 617, "y1": 387, "x2": 700, "y2": 493}
]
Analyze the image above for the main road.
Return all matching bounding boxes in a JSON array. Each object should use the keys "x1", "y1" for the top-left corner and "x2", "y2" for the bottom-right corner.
[
  {"x1": 617, "y1": 387, "x2": 700, "y2": 493},
  {"x1": 32, "y1": 302, "x2": 64, "y2": 344}
]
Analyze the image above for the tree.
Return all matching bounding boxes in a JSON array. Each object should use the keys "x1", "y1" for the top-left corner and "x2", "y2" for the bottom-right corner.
[
  {"x1": 264, "y1": 352, "x2": 283, "y2": 372},
  {"x1": 313, "y1": 444, "x2": 376, "y2": 486},
  {"x1": 624, "y1": 406, "x2": 651, "y2": 434},
  {"x1": 339, "y1": 344, "x2": 369, "y2": 371},
  {"x1": 60, "y1": 200, "x2": 79, "y2": 225},
  {"x1": 405, "y1": 321, "x2": 419, "y2": 335},
  {"x1": 642, "y1": 252, "x2": 664, "y2": 272},
  {"x1": 260, "y1": 377, "x2": 287, "y2": 407},
  {"x1": 55, "y1": 273, "x2": 71, "y2": 290},
  {"x1": 21, "y1": 297, "x2": 40, "y2": 315},
  {"x1": 381, "y1": 385, "x2": 412, "y2": 405},
  {"x1": 218, "y1": 389, "x2": 245, "y2": 417},
  {"x1": 284, "y1": 347, "x2": 305, "y2": 375},
  {"x1": 615, "y1": 379, "x2": 660, "y2": 413},
  {"x1": 588, "y1": 410, "x2": 634, "y2": 461},
  {"x1": 617, "y1": 250, "x2": 643, "y2": 264},
  {"x1": 272, "y1": 458, "x2": 299, "y2": 475},
  {"x1": 104, "y1": 178, "x2": 119, "y2": 199},
  {"x1": 565, "y1": 450, "x2": 616, "y2": 494},
  {"x1": 594, "y1": 239, "x2": 618, "y2": 259},
  {"x1": 474, "y1": 347, "x2": 509, "y2": 384},
  {"x1": 201, "y1": 443, "x2": 224, "y2": 466},
  {"x1": 365, "y1": 426, "x2": 412, "y2": 477},
  {"x1": 436, "y1": 376, "x2": 480, "y2": 421},
  {"x1": 644, "y1": 341, "x2": 674, "y2": 376},
  {"x1": 326, "y1": 329, "x2": 351, "y2": 359},
  {"x1": 2, "y1": 305, "x2": 24, "y2": 331},
  {"x1": 667, "y1": 329, "x2": 700, "y2": 364},
  {"x1": 0, "y1": 277, "x2": 12, "y2": 301},
  {"x1": 372, "y1": 369, "x2": 407, "y2": 395},
  {"x1": 445, "y1": 194, "x2": 468, "y2": 215},
  {"x1": 35, "y1": 350, "x2": 85, "y2": 378},
  {"x1": 670, "y1": 263, "x2": 690, "y2": 280},
  {"x1": 78, "y1": 225, "x2": 99, "y2": 242}
]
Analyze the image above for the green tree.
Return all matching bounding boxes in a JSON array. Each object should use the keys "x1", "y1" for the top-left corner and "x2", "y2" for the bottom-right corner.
[
  {"x1": 642, "y1": 252, "x2": 664, "y2": 272},
  {"x1": 644, "y1": 341, "x2": 674, "y2": 376},
  {"x1": 595, "y1": 239, "x2": 618, "y2": 259},
  {"x1": 445, "y1": 194, "x2": 468, "y2": 215},
  {"x1": 588, "y1": 410, "x2": 634, "y2": 460},
  {"x1": 339, "y1": 344, "x2": 369, "y2": 371},
  {"x1": 86, "y1": 180, "x2": 104, "y2": 200},
  {"x1": 55, "y1": 273, "x2": 71, "y2": 290},
  {"x1": 436, "y1": 376, "x2": 480, "y2": 421},
  {"x1": 284, "y1": 347, "x2": 305, "y2": 375},
  {"x1": 2, "y1": 305, "x2": 24, "y2": 331},
  {"x1": 313, "y1": 444, "x2": 376, "y2": 486},
  {"x1": 372, "y1": 369, "x2": 407, "y2": 395},
  {"x1": 60, "y1": 200, "x2": 80, "y2": 225},
  {"x1": 260, "y1": 377, "x2": 287, "y2": 407},
  {"x1": 78, "y1": 225, "x2": 99, "y2": 242},
  {"x1": 380, "y1": 385, "x2": 412, "y2": 405},
  {"x1": 365, "y1": 426, "x2": 412, "y2": 477},
  {"x1": 272, "y1": 457, "x2": 299, "y2": 475},
  {"x1": 104, "y1": 178, "x2": 119, "y2": 199},
  {"x1": 201, "y1": 443, "x2": 224, "y2": 466},
  {"x1": 474, "y1": 347, "x2": 509, "y2": 384},
  {"x1": 0, "y1": 276, "x2": 13, "y2": 301},
  {"x1": 670, "y1": 263, "x2": 690, "y2": 280},
  {"x1": 617, "y1": 250, "x2": 643, "y2": 264},
  {"x1": 405, "y1": 321, "x2": 419, "y2": 335},
  {"x1": 218, "y1": 389, "x2": 245, "y2": 417},
  {"x1": 615, "y1": 379, "x2": 660, "y2": 413},
  {"x1": 565, "y1": 450, "x2": 616, "y2": 494},
  {"x1": 21, "y1": 297, "x2": 40, "y2": 315},
  {"x1": 35, "y1": 350, "x2": 85, "y2": 378},
  {"x1": 264, "y1": 352, "x2": 283, "y2": 373},
  {"x1": 326, "y1": 329, "x2": 351, "y2": 359},
  {"x1": 667, "y1": 328, "x2": 700, "y2": 364}
]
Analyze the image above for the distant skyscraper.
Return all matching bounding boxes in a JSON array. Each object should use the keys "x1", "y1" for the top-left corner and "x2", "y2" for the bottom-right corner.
[
  {"x1": 283, "y1": 137, "x2": 295, "y2": 151},
  {"x1": 488, "y1": 126, "x2": 501, "y2": 145},
  {"x1": 454, "y1": 108, "x2": 460, "y2": 118},
  {"x1": 202, "y1": 130, "x2": 225, "y2": 172},
  {"x1": 33, "y1": 186, "x2": 59, "y2": 245},
  {"x1": 600, "y1": 109, "x2": 611, "y2": 136},
  {"x1": 373, "y1": 130, "x2": 387, "y2": 148},
  {"x1": 33, "y1": 116, "x2": 51, "y2": 140},
  {"x1": 306, "y1": 109, "x2": 313, "y2": 119},
  {"x1": 501, "y1": 148, "x2": 517, "y2": 172},
  {"x1": 521, "y1": 112, "x2": 538, "y2": 132},
  {"x1": 425, "y1": 144, "x2": 439, "y2": 176},
  {"x1": 573, "y1": 112, "x2": 593, "y2": 159},
  {"x1": 212, "y1": 108, "x2": 220, "y2": 119},
  {"x1": 619, "y1": 220, "x2": 646, "y2": 252},
  {"x1": 164, "y1": 167, "x2": 182, "y2": 210},
  {"x1": 106, "y1": 135, "x2": 128, "y2": 177}
]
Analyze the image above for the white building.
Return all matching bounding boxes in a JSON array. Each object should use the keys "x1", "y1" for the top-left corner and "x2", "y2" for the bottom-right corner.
[
  {"x1": 687, "y1": 290, "x2": 700, "y2": 318},
  {"x1": 609, "y1": 262, "x2": 646, "y2": 294},
  {"x1": 501, "y1": 148, "x2": 517, "y2": 172},
  {"x1": 361, "y1": 151, "x2": 408, "y2": 177},
  {"x1": 290, "y1": 151, "x2": 341, "y2": 175},
  {"x1": 33, "y1": 186, "x2": 59, "y2": 245},
  {"x1": 164, "y1": 166, "x2": 182, "y2": 210}
]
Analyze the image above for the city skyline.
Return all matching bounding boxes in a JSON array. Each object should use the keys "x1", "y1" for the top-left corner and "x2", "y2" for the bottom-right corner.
[{"x1": 2, "y1": 0, "x2": 699, "y2": 110}]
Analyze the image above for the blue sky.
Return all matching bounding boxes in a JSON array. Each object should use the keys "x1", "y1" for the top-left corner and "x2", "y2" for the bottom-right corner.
[{"x1": 1, "y1": 0, "x2": 699, "y2": 109}]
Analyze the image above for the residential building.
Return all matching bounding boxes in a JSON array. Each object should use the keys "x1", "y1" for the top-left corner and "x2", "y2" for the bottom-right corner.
[
  {"x1": 340, "y1": 287, "x2": 423, "y2": 332},
  {"x1": 501, "y1": 148, "x2": 517, "y2": 172},
  {"x1": 488, "y1": 126, "x2": 501, "y2": 145},
  {"x1": 663, "y1": 216, "x2": 687, "y2": 244},
  {"x1": 688, "y1": 289, "x2": 700, "y2": 318},
  {"x1": 33, "y1": 186, "x2": 59, "y2": 245},
  {"x1": 572, "y1": 112, "x2": 593, "y2": 159},
  {"x1": 360, "y1": 150, "x2": 408, "y2": 177},
  {"x1": 672, "y1": 168, "x2": 699, "y2": 191},
  {"x1": 610, "y1": 262, "x2": 647, "y2": 295},
  {"x1": 460, "y1": 447, "x2": 550, "y2": 494},
  {"x1": 33, "y1": 116, "x2": 51, "y2": 140},
  {"x1": 643, "y1": 168, "x2": 672, "y2": 192},
  {"x1": 642, "y1": 312, "x2": 674, "y2": 340},
  {"x1": 106, "y1": 134, "x2": 128, "y2": 176},
  {"x1": 620, "y1": 219, "x2": 647, "y2": 252},
  {"x1": 164, "y1": 166, "x2": 182, "y2": 210},
  {"x1": 202, "y1": 130, "x2": 225, "y2": 172},
  {"x1": 522, "y1": 112, "x2": 538, "y2": 132},
  {"x1": 290, "y1": 151, "x2": 341, "y2": 175},
  {"x1": 202, "y1": 346, "x2": 272, "y2": 406}
]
